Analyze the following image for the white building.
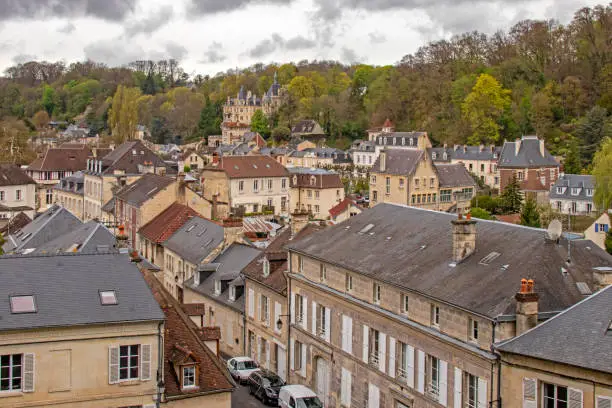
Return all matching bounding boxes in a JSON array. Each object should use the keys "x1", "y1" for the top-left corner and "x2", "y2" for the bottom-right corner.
[{"x1": 549, "y1": 174, "x2": 596, "y2": 215}]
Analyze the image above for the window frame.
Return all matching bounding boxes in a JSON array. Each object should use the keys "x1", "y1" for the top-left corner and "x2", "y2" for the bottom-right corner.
[
  {"x1": 401, "y1": 294, "x2": 409, "y2": 314},
  {"x1": 373, "y1": 283, "x2": 381, "y2": 304},
  {"x1": 0, "y1": 353, "x2": 22, "y2": 392},
  {"x1": 467, "y1": 373, "x2": 479, "y2": 408},
  {"x1": 182, "y1": 365, "x2": 196, "y2": 389},
  {"x1": 431, "y1": 304, "x2": 440, "y2": 328},
  {"x1": 542, "y1": 382, "x2": 568, "y2": 408},
  {"x1": 119, "y1": 344, "x2": 140, "y2": 381},
  {"x1": 469, "y1": 318, "x2": 479, "y2": 342},
  {"x1": 345, "y1": 273, "x2": 353, "y2": 292}
]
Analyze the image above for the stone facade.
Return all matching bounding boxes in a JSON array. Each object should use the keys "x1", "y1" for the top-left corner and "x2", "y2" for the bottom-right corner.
[{"x1": 584, "y1": 212, "x2": 611, "y2": 253}]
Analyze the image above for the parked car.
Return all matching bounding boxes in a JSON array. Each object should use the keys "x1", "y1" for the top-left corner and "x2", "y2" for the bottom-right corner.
[
  {"x1": 278, "y1": 385, "x2": 323, "y2": 408},
  {"x1": 226, "y1": 356, "x2": 260, "y2": 384},
  {"x1": 248, "y1": 369, "x2": 286, "y2": 405}
]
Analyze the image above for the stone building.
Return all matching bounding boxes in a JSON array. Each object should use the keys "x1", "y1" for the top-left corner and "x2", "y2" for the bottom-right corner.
[
  {"x1": 549, "y1": 174, "x2": 597, "y2": 215},
  {"x1": 435, "y1": 164, "x2": 477, "y2": 213},
  {"x1": 429, "y1": 145, "x2": 501, "y2": 188},
  {"x1": 0, "y1": 164, "x2": 36, "y2": 221},
  {"x1": 584, "y1": 211, "x2": 611, "y2": 252},
  {"x1": 289, "y1": 168, "x2": 345, "y2": 219},
  {"x1": 352, "y1": 131, "x2": 432, "y2": 170},
  {"x1": 329, "y1": 198, "x2": 363, "y2": 224},
  {"x1": 54, "y1": 171, "x2": 85, "y2": 219},
  {"x1": 284, "y1": 203, "x2": 612, "y2": 408}
]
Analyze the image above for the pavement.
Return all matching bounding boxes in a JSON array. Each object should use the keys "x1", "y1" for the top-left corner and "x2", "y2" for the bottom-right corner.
[{"x1": 232, "y1": 381, "x2": 269, "y2": 408}]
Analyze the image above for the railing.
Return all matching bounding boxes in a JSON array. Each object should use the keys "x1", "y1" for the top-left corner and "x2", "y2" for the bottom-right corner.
[
  {"x1": 428, "y1": 382, "x2": 440, "y2": 398},
  {"x1": 317, "y1": 326, "x2": 327, "y2": 339},
  {"x1": 369, "y1": 353, "x2": 379, "y2": 368},
  {"x1": 397, "y1": 368, "x2": 408, "y2": 381}
]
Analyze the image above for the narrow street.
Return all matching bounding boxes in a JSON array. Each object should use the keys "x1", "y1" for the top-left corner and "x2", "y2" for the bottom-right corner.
[{"x1": 232, "y1": 382, "x2": 269, "y2": 408}]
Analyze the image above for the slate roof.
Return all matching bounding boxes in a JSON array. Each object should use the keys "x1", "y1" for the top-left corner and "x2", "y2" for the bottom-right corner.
[
  {"x1": 33, "y1": 221, "x2": 115, "y2": 255},
  {"x1": 286, "y1": 203, "x2": 612, "y2": 318},
  {"x1": 291, "y1": 120, "x2": 325, "y2": 136},
  {"x1": 0, "y1": 253, "x2": 164, "y2": 331},
  {"x1": 352, "y1": 140, "x2": 376, "y2": 153},
  {"x1": 549, "y1": 174, "x2": 595, "y2": 202},
  {"x1": 101, "y1": 197, "x2": 115, "y2": 214},
  {"x1": 214, "y1": 156, "x2": 289, "y2": 179},
  {"x1": 141, "y1": 268, "x2": 235, "y2": 398},
  {"x1": 0, "y1": 212, "x2": 31, "y2": 235},
  {"x1": 3, "y1": 205, "x2": 82, "y2": 254},
  {"x1": 139, "y1": 202, "x2": 200, "y2": 244},
  {"x1": 497, "y1": 285, "x2": 612, "y2": 374},
  {"x1": 100, "y1": 140, "x2": 171, "y2": 175},
  {"x1": 371, "y1": 148, "x2": 424, "y2": 175},
  {"x1": 115, "y1": 173, "x2": 174, "y2": 207},
  {"x1": 163, "y1": 216, "x2": 224, "y2": 265},
  {"x1": 499, "y1": 136, "x2": 559, "y2": 168},
  {"x1": 435, "y1": 163, "x2": 477, "y2": 188},
  {"x1": 429, "y1": 145, "x2": 501, "y2": 162},
  {"x1": 0, "y1": 164, "x2": 35, "y2": 186},
  {"x1": 289, "y1": 168, "x2": 344, "y2": 189},
  {"x1": 54, "y1": 171, "x2": 84, "y2": 194},
  {"x1": 28, "y1": 146, "x2": 91, "y2": 171},
  {"x1": 374, "y1": 132, "x2": 426, "y2": 147}
]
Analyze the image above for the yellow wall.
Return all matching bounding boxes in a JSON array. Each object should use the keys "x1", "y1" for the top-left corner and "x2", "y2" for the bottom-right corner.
[
  {"x1": 290, "y1": 186, "x2": 344, "y2": 219},
  {"x1": 165, "y1": 390, "x2": 231, "y2": 408}
]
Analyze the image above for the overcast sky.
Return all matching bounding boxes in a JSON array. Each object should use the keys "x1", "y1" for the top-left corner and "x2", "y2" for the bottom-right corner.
[{"x1": 0, "y1": 0, "x2": 602, "y2": 77}]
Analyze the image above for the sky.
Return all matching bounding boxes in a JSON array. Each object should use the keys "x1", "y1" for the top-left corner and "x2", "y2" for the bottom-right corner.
[{"x1": 0, "y1": 0, "x2": 603, "y2": 77}]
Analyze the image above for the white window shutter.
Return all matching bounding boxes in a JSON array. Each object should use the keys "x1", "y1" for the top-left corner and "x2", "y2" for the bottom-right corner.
[
  {"x1": 454, "y1": 368, "x2": 462, "y2": 408},
  {"x1": 341, "y1": 367, "x2": 352, "y2": 406},
  {"x1": 378, "y1": 332, "x2": 386, "y2": 373},
  {"x1": 140, "y1": 344, "x2": 151, "y2": 381},
  {"x1": 23, "y1": 353, "x2": 34, "y2": 392},
  {"x1": 347, "y1": 316, "x2": 352, "y2": 354},
  {"x1": 324, "y1": 307, "x2": 331, "y2": 342},
  {"x1": 362, "y1": 324, "x2": 369, "y2": 363},
  {"x1": 341, "y1": 315, "x2": 348, "y2": 352},
  {"x1": 248, "y1": 288, "x2": 255, "y2": 318},
  {"x1": 301, "y1": 345, "x2": 307, "y2": 377},
  {"x1": 302, "y1": 295, "x2": 308, "y2": 329},
  {"x1": 266, "y1": 297, "x2": 271, "y2": 326},
  {"x1": 257, "y1": 295, "x2": 261, "y2": 322},
  {"x1": 597, "y1": 396, "x2": 612, "y2": 408},
  {"x1": 275, "y1": 301, "x2": 282, "y2": 333},
  {"x1": 290, "y1": 293, "x2": 295, "y2": 324},
  {"x1": 109, "y1": 346, "x2": 119, "y2": 384},
  {"x1": 523, "y1": 378, "x2": 537, "y2": 408},
  {"x1": 406, "y1": 345, "x2": 415, "y2": 388},
  {"x1": 257, "y1": 337, "x2": 262, "y2": 362},
  {"x1": 368, "y1": 383, "x2": 380, "y2": 408},
  {"x1": 290, "y1": 338, "x2": 295, "y2": 370},
  {"x1": 312, "y1": 301, "x2": 317, "y2": 335},
  {"x1": 439, "y1": 359, "x2": 448, "y2": 407},
  {"x1": 266, "y1": 341, "x2": 271, "y2": 369},
  {"x1": 417, "y1": 350, "x2": 425, "y2": 394},
  {"x1": 477, "y1": 378, "x2": 488, "y2": 408},
  {"x1": 569, "y1": 388, "x2": 583, "y2": 408},
  {"x1": 388, "y1": 337, "x2": 396, "y2": 378}
]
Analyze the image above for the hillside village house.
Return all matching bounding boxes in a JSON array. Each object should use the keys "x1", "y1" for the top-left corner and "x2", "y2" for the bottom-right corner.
[
  {"x1": 0, "y1": 164, "x2": 36, "y2": 220},
  {"x1": 289, "y1": 168, "x2": 345, "y2": 219},
  {"x1": 26, "y1": 144, "x2": 91, "y2": 211},
  {"x1": 286, "y1": 148, "x2": 352, "y2": 169},
  {"x1": 329, "y1": 198, "x2": 363, "y2": 224},
  {"x1": 498, "y1": 135, "x2": 560, "y2": 201},
  {"x1": 284, "y1": 204, "x2": 612, "y2": 408},
  {"x1": 352, "y1": 130, "x2": 432, "y2": 169},
  {"x1": 291, "y1": 120, "x2": 327, "y2": 146},
  {"x1": 584, "y1": 211, "x2": 611, "y2": 252},
  {"x1": 53, "y1": 171, "x2": 85, "y2": 219},
  {"x1": 435, "y1": 164, "x2": 478, "y2": 213},
  {"x1": 0, "y1": 253, "x2": 165, "y2": 408},
  {"x1": 429, "y1": 145, "x2": 501, "y2": 188},
  {"x1": 200, "y1": 156, "x2": 290, "y2": 219},
  {"x1": 496, "y1": 285, "x2": 612, "y2": 408},
  {"x1": 549, "y1": 174, "x2": 597, "y2": 215}
]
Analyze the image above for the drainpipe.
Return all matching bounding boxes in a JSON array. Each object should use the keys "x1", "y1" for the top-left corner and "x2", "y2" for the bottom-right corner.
[
  {"x1": 286, "y1": 271, "x2": 292, "y2": 382},
  {"x1": 240, "y1": 273, "x2": 247, "y2": 356},
  {"x1": 490, "y1": 318, "x2": 502, "y2": 408},
  {"x1": 156, "y1": 321, "x2": 164, "y2": 408}
]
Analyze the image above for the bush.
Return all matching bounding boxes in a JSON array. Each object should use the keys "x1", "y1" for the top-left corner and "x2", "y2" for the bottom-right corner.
[
  {"x1": 471, "y1": 195, "x2": 503, "y2": 214},
  {"x1": 470, "y1": 207, "x2": 494, "y2": 220},
  {"x1": 183, "y1": 165, "x2": 191, "y2": 173}
]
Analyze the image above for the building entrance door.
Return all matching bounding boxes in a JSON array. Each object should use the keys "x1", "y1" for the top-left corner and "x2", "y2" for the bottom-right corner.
[{"x1": 315, "y1": 357, "x2": 329, "y2": 405}]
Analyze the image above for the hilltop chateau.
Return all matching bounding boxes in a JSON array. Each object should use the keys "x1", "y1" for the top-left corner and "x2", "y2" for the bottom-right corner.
[{"x1": 221, "y1": 72, "x2": 283, "y2": 144}]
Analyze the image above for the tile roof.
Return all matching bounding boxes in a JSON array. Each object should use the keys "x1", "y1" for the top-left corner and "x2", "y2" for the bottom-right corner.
[
  {"x1": 371, "y1": 148, "x2": 424, "y2": 176},
  {"x1": 435, "y1": 163, "x2": 477, "y2": 188},
  {"x1": 0, "y1": 253, "x2": 164, "y2": 331},
  {"x1": 115, "y1": 173, "x2": 175, "y2": 207},
  {"x1": 329, "y1": 198, "x2": 361, "y2": 218},
  {"x1": 497, "y1": 285, "x2": 612, "y2": 374},
  {"x1": 429, "y1": 145, "x2": 501, "y2": 162},
  {"x1": 0, "y1": 212, "x2": 31, "y2": 235},
  {"x1": 140, "y1": 268, "x2": 235, "y2": 397},
  {"x1": 139, "y1": 202, "x2": 201, "y2": 244},
  {"x1": 0, "y1": 164, "x2": 35, "y2": 186},
  {"x1": 499, "y1": 136, "x2": 559, "y2": 168},
  {"x1": 100, "y1": 140, "x2": 171, "y2": 175},
  {"x1": 214, "y1": 156, "x2": 289, "y2": 179},
  {"x1": 163, "y1": 216, "x2": 224, "y2": 265},
  {"x1": 549, "y1": 174, "x2": 595, "y2": 201},
  {"x1": 286, "y1": 203, "x2": 612, "y2": 318},
  {"x1": 289, "y1": 168, "x2": 344, "y2": 189},
  {"x1": 28, "y1": 146, "x2": 91, "y2": 171},
  {"x1": 33, "y1": 221, "x2": 115, "y2": 255}
]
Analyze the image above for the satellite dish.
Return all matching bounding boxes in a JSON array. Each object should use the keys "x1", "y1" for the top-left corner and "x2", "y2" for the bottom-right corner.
[{"x1": 546, "y1": 219, "x2": 562, "y2": 241}]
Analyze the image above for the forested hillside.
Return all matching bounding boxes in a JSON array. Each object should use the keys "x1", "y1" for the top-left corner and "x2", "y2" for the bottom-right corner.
[{"x1": 0, "y1": 4, "x2": 610, "y2": 172}]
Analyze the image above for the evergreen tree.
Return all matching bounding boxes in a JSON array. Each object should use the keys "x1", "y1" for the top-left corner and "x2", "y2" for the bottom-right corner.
[
  {"x1": 250, "y1": 109, "x2": 269, "y2": 137},
  {"x1": 520, "y1": 199, "x2": 541, "y2": 227},
  {"x1": 41, "y1": 85, "x2": 56, "y2": 116},
  {"x1": 564, "y1": 142, "x2": 582, "y2": 174},
  {"x1": 500, "y1": 175, "x2": 523, "y2": 213},
  {"x1": 198, "y1": 98, "x2": 221, "y2": 137}
]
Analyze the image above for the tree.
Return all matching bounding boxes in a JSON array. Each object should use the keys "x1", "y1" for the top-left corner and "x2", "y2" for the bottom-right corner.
[
  {"x1": 500, "y1": 175, "x2": 523, "y2": 213},
  {"x1": 108, "y1": 85, "x2": 141, "y2": 143},
  {"x1": 575, "y1": 106, "x2": 612, "y2": 163},
  {"x1": 605, "y1": 230, "x2": 612, "y2": 255},
  {"x1": 520, "y1": 199, "x2": 541, "y2": 227},
  {"x1": 250, "y1": 109, "x2": 269, "y2": 137},
  {"x1": 41, "y1": 85, "x2": 55, "y2": 116},
  {"x1": 183, "y1": 165, "x2": 191, "y2": 173},
  {"x1": 198, "y1": 98, "x2": 221, "y2": 137},
  {"x1": 0, "y1": 118, "x2": 36, "y2": 164},
  {"x1": 593, "y1": 137, "x2": 612, "y2": 209},
  {"x1": 271, "y1": 126, "x2": 291, "y2": 144},
  {"x1": 287, "y1": 76, "x2": 315, "y2": 100},
  {"x1": 462, "y1": 73, "x2": 511, "y2": 145},
  {"x1": 563, "y1": 142, "x2": 582, "y2": 174},
  {"x1": 470, "y1": 207, "x2": 494, "y2": 220},
  {"x1": 32, "y1": 110, "x2": 50, "y2": 129}
]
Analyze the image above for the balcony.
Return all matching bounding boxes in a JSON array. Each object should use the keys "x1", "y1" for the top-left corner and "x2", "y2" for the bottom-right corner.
[{"x1": 368, "y1": 352, "x2": 379, "y2": 369}]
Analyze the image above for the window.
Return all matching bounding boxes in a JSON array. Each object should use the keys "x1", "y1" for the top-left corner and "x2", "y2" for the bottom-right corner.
[
  {"x1": 401, "y1": 294, "x2": 409, "y2": 314},
  {"x1": 260, "y1": 295, "x2": 269, "y2": 324},
  {"x1": 315, "y1": 190, "x2": 320, "y2": 199},
  {"x1": 316, "y1": 304, "x2": 327, "y2": 338},
  {"x1": 320, "y1": 264, "x2": 327, "y2": 282},
  {"x1": 386, "y1": 177, "x2": 391, "y2": 194},
  {"x1": 373, "y1": 283, "x2": 381, "y2": 304},
  {"x1": 469, "y1": 163, "x2": 473, "y2": 171},
  {"x1": 183, "y1": 365, "x2": 196, "y2": 388},
  {"x1": 10, "y1": 295, "x2": 36, "y2": 314},
  {"x1": 431, "y1": 304, "x2": 440, "y2": 327},
  {"x1": 411, "y1": 195, "x2": 416, "y2": 204},
  {"x1": 399, "y1": 178, "x2": 405, "y2": 188},
  {"x1": 119, "y1": 345, "x2": 140, "y2": 380},
  {"x1": 282, "y1": 178, "x2": 287, "y2": 189},
  {"x1": 263, "y1": 258, "x2": 270, "y2": 277},
  {"x1": 543, "y1": 382, "x2": 568, "y2": 408},
  {"x1": 46, "y1": 189, "x2": 53, "y2": 205},
  {"x1": 100, "y1": 290, "x2": 118, "y2": 305},
  {"x1": 586, "y1": 189, "x2": 593, "y2": 197},
  {"x1": 467, "y1": 374, "x2": 479, "y2": 408},
  {"x1": 414, "y1": 178, "x2": 419, "y2": 189},
  {"x1": 314, "y1": 205, "x2": 320, "y2": 213},
  {"x1": 469, "y1": 318, "x2": 479, "y2": 341},
  {"x1": 372, "y1": 191, "x2": 378, "y2": 202},
  {"x1": 295, "y1": 294, "x2": 304, "y2": 323},
  {"x1": 229, "y1": 285, "x2": 236, "y2": 302},
  {"x1": 368, "y1": 328, "x2": 380, "y2": 367},
  {"x1": 298, "y1": 256, "x2": 304, "y2": 273},
  {"x1": 294, "y1": 341, "x2": 303, "y2": 370},
  {"x1": 267, "y1": 179, "x2": 273, "y2": 190},
  {"x1": 396, "y1": 342, "x2": 410, "y2": 381},
  {"x1": 15, "y1": 190, "x2": 21, "y2": 201},
  {"x1": 571, "y1": 188, "x2": 579, "y2": 196},
  {"x1": 1, "y1": 354, "x2": 22, "y2": 391},
  {"x1": 214, "y1": 280, "x2": 221, "y2": 295},
  {"x1": 307, "y1": 190, "x2": 312, "y2": 198},
  {"x1": 345, "y1": 274, "x2": 353, "y2": 292},
  {"x1": 430, "y1": 177, "x2": 435, "y2": 188},
  {"x1": 253, "y1": 180, "x2": 259, "y2": 191},
  {"x1": 239, "y1": 180, "x2": 244, "y2": 192},
  {"x1": 517, "y1": 172, "x2": 524, "y2": 180},
  {"x1": 428, "y1": 355, "x2": 440, "y2": 397},
  {"x1": 0, "y1": 191, "x2": 4, "y2": 201},
  {"x1": 440, "y1": 189, "x2": 452, "y2": 203},
  {"x1": 371, "y1": 176, "x2": 376, "y2": 184}
]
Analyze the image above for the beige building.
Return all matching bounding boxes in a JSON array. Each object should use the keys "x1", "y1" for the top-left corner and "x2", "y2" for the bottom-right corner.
[
  {"x1": 0, "y1": 164, "x2": 36, "y2": 220},
  {"x1": 289, "y1": 168, "x2": 345, "y2": 219},
  {"x1": 329, "y1": 198, "x2": 363, "y2": 224},
  {"x1": 584, "y1": 211, "x2": 611, "y2": 252},
  {"x1": 497, "y1": 285, "x2": 612, "y2": 408},
  {"x1": 201, "y1": 156, "x2": 290, "y2": 219},
  {"x1": 430, "y1": 145, "x2": 501, "y2": 188},
  {"x1": 53, "y1": 171, "x2": 85, "y2": 220},
  {"x1": 0, "y1": 253, "x2": 165, "y2": 408},
  {"x1": 284, "y1": 203, "x2": 612, "y2": 408}
]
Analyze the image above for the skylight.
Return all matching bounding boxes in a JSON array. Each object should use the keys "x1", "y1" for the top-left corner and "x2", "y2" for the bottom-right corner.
[
  {"x1": 21, "y1": 232, "x2": 32, "y2": 241},
  {"x1": 359, "y1": 224, "x2": 375, "y2": 234},
  {"x1": 479, "y1": 252, "x2": 501, "y2": 265},
  {"x1": 99, "y1": 290, "x2": 118, "y2": 305},
  {"x1": 10, "y1": 295, "x2": 37, "y2": 314}
]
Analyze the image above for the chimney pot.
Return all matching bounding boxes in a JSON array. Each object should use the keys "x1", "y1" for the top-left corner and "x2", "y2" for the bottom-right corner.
[
  {"x1": 520, "y1": 278, "x2": 528, "y2": 293},
  {"x1": 515, "y1": 278, "x2": 539, "y2": 335}
]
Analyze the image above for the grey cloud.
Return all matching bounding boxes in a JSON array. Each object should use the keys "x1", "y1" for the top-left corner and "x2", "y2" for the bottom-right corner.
[
  {"x1": 124, "y1": 5, "x2": 173, "y2": 37},
  {"x1": 248, "y1": 33, "x2": 316, "y2": 58},
  {"x1": 12, "y1": 54, "x2": 37, "y2": 64},
  {"x1": 84, "y1": 38, "x2": 145, "y2": 66},
  {"x1": 200, "y1": 42, "x2": 227, "y2": 64},
  {"x1": 0, "y1": 0, "x2": 136, "y2": 21},
  {"x1": 368, "y1": 32, "x2": 386, "y2": 44},
  {"x1": 165, "y1": 42, "x2": 188, "y2": 60},
  {"x1": 341, "y1": 47, "x2": 363, "y2": 64},
  {"x1": 57, "y1": 22, "x2": 76, "y2": 34},
  {"x1": 188, "y1": 0, "x2": 293, "y2": 15},
  {"x1": 285, "y1": 36, "x2": 317, "y2": 50}
]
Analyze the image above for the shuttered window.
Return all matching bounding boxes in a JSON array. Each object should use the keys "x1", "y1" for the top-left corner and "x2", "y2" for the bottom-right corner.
[
  {"x1": 597, "y1": 396, "x2": 612, "y2": 408},
  {"x1": 523, "y1": 378, "x2": 537, "y2": 408},
  {"x1": 109, "y1": 344, "x2": 150, "y2": 384}
]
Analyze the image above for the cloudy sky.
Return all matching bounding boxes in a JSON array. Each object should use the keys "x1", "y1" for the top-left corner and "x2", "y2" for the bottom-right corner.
[{"x1": 0, "y1": 0, "x2": 602, "y2": 76}]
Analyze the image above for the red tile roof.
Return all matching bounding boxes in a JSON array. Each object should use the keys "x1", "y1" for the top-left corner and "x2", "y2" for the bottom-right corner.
[
  {"x1": 28, "y1": 146, "x2": 91, "y2": 171},
  {"x1": 215, "y1": 156, "x2": 289, "y2": 179},
  {"x1": 495, "y1": 213, "x2": 521, "y2": 224},
  {"x1": 329, "y1": 198, "x2": 360, "y2": 218},
  {"x1": 139, "y1": 202, "x2": 201, "y2": 244}
]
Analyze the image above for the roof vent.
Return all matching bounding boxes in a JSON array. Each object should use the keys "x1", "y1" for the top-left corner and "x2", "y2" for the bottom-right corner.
[
  {"x1": 187, "y1": 225, "x2": 195, "y2": 232},
  {"x1": 359, "y1": 223, "x2": 375, "y2": 234},
  {"x1": 500, "y1": 264, "x2": 509, "y2": 271},
  {"x1": 479, "y1": 252, "x2": 501, "y2": 265}
]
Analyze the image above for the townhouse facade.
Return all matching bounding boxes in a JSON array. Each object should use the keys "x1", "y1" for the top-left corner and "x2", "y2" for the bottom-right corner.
[
  {"x1": 284, "y1": 203, "x2": 612, "y2": 408},
  {"x1": 429, "y1": 145, "x2": 501, "y2": 189},
  {"x1": 289, "y1": 168, "x2": 345, "y2": 219},
  {"x1": 352, "y1": 130, "x2": 432, "y2": 170},
  {"x1": 54, "y1": 171, "x2": 85, "y2": 219},
  {"x1": 0, "y1": 164, "x2": 36, "y2": 220},
  {"x1": 549, "y1": 174, "x2": 597, "y2": 215}
]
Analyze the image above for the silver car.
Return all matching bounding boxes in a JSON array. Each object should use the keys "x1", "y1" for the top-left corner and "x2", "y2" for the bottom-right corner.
[{"x1": 227, "y1": 356, "x2": 260, "y2": 384}]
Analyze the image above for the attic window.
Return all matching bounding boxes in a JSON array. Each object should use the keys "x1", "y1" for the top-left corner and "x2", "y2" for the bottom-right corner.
[
  {"x1": 479, "y1": 252, "x2": 501, "y2": 265},
  {"x1": 214, "y1": 280, "x2": 221, "y2": 295},
  {"x1": 10, "y1": 295, "x2": 36, "y2": 314},
  {"x1": 99, "y1": 290, "x2": 118, "y2": 305},
  {"x1": 263, "y1": 258, "x2": 270, "y2": 278},
  {"x1": 21, "y1": 232, "x2": 32, "y2": 241},
  {"x1": 359, "y1": 224, "x2": 375, "y2": 234},
  {"x1": 229, "y1": 285, "x2": 236, "y2": 302},
  {"x1": 197, "y1": 228, "x2": 207, "y2": 237}
]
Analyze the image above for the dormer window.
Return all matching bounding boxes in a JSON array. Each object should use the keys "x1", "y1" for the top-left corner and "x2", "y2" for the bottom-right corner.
[
  {"x1": 571, "y1": 188, "x2": 580, "y2": 196},
  {"x1": 229, "y1": 285, "x2": 236, "y2": 302},
  {"x1": 443, "y1": 152, "x2": 447, "y2": 160},
  {"x1": 556, "y1": 187, "x2": 564, "y2": 194},
  {"x1": 409, "y1": 138, "x2": 414, "y2": 146},
  {"x1": 586, "y1": 189, "x2": 593, "y2": 197},
  {"x1": 432, "y1": 152, "x2": 437, "y2": 159},
  {"x1": 214, "y1": 280, "x2": 221, "y2": 295},
  {"x1": 263, "y1": 258, "x2": 270, "y2": 278},
  {"x1": 182, "y1": 365, "x2": 196, "y2": 389}
]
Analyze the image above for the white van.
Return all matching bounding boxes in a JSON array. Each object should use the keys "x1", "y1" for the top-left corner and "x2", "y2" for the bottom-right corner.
[{"x1": 278, "y1": 385, "x2": 323, "y2": 408}]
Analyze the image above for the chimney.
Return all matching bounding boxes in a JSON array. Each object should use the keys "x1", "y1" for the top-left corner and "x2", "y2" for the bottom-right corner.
[
  {"x1": 539, "y1": 139, "x2": 545, "y2": 157},
  {"x1": 479, "y1": 144, "x2": 484, "y2": 152},
  {"x1": 451, "y1": 213, "x2": 477, "y2": 263},
  {"x1": 454, "y1": 144, "x2": 459, "y2": 151},
  {"x1": 379, "y1": 150, "x2": 386, "y2": 172},
  {"x1": 176, "y1": 173, "x2": 186, "y2": 204},
  {"x1": 291, "y1": 210, "x2": 310, "y2": 239},
  {"x1": 515, "y1": 278, "x2": 539, "y2": 335},
  {"x1": 222, "y1": 217, "x2": 243, "y2": 245},
  {"x1": 463, "y1": 145, "x2": 467, "y2": 153},
  {"x1": 515, "y1": 138, "x2": 521, "y2": 156}
]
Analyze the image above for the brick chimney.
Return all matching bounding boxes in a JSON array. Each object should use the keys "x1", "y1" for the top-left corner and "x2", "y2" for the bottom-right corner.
[
  {"x1": 176, "y1": 173, "x2": 186, "y2": 205},
  {"x1": 379, "y1": 150, "x2": 387, "y2": 172},
  {"x1": 539, "y1": 139, "x2": 545, "y2": 157},
  {"x1": 515, "y1": 138, "x2": 522, "y2": 156},
  {"x1": 451, "y1": 213, "x2": 477, "y2": 263},
  {"x1": 291, "y1": 210, "x2": 310, "y2": 238},
  {"x1": 222, "y1": 217, "x2": 243, "y2": 245},
  {"x1": 515, "y1": 278, "x2": 539, "y2": 335}
]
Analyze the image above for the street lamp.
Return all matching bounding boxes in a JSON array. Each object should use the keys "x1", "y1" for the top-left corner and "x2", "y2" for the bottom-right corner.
[{"x1": 276, "y1": 314, "x2": 290, "y2": 331}]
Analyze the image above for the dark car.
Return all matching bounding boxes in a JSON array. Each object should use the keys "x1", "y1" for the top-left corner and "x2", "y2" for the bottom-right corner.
[{"x1": 247, "y1": 369, "x2": 286, "y2": 405}]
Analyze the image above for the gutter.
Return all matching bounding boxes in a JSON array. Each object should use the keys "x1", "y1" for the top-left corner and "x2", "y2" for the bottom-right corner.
[{"x1": 156, "y1": 321, "x2": 164, "y2": 408}]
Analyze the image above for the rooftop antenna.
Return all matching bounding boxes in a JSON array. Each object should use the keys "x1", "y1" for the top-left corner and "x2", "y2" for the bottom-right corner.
[{"x1": 546, "y1": 219, "x2": 562, "y2": 242}]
